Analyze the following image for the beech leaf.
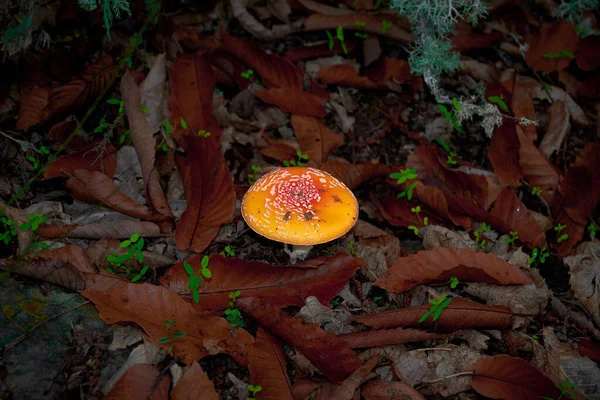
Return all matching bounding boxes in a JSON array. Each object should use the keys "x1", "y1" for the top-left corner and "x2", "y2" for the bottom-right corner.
[
  {"x1": 44, "y1": 143, "x2": 118, "y2": 180},
  {"x1": 339, "y1": 327, "x2": 450, "y2": 348},
  {"x1": 255, "y1": 88, "x2": 327, "y2": 117},
  {"x1": 292, "y1": 115, "x2": 343, "y2": 166},
  {"x1": 104, "y1": 364, "x2": 169, "y2": 400},
  {"x1": 171, "y1": 361, "x2": 218, "y2": 400}
]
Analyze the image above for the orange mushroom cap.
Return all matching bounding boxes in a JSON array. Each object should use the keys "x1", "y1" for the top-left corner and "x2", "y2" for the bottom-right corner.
[{"x1": 241, "y1": 167, "x2": 358, "y2": 245}]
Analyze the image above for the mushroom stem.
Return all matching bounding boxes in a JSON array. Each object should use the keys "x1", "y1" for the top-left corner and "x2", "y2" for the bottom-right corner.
[{"x1": 284, "y1": 243, "x2": 313, "y2": 264}]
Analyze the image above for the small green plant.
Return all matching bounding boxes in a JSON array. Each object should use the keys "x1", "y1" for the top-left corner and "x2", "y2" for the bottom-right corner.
[
  {"x1": 140, "y1": 104, "x2": 150, "y2": 113},
  {"x1": 284, "y1": 150, "x2": 309, "y2": 167},
  {"x1": 488, "y1": 95, "x2": 508, "y2": 113},
  {"x1": 407, "y1": 225, "x2": 419, "y2": 235},
  {"x1": 225, "y1": 291, "x2": 244, "y2": 328},
  {"x1": 389, "y1": 168, "x2": 418, "y2": 200},
  {"x1": 423, "y1": 216, "x2": 429, "y2": 226},
  {"x1": 18, "y1": 213, "x2": 47, "y2": 232},
  {"x1": 241, "y1": 69, "x2": 254, "y2": 79},
  {"x1": 587, "y1": 223, "x2": 597, "y2": 238},
  {"x1": 435, "y1": 137, "x2": 459, "y2": 165},
  {"x1": 248, "y1": 165, "x2": 261, "y2": 185},
  {"x1": 419, "y1": 293, "x2": 452, "y2": 323},
  {"x1": 158, "y1": 319, "x2": 186, "y2": 351},
  {"x1": 0, "y1": 214, "x2": 17, "y2": 245},
  {"x1": 411, "y1": 205, "x2": 422, "y2": 222},
  {"x1": 531, "y1": 186, "x2": 543, "y2": 196},
  {"x1": 348, "y1": 237, "x2": 359, "y2": 256},
  {"x1": 554, "y1": 224, "x2": 569, "y2": 243},
  {"x1": 381, "y1": 20, "x2": 392, "y2": 34},
  {"x1": 374, "y1": 0, "x2": 389, "y2": 9},
  {"x1": 449, "y1": 276, "x2": 459, "y2": 289},
  {"x1": 106, "y1": 233, "x2": 149, "y2": 282},
  {"x1": 503, "y1": 231, "x2": 519, "y2": 249},
  {"x1": 543, "y1": 50, "x2": 575, "y2": 59},
  {"x1": 183, "y1": 256, "x2": 211, "y2": 304},
  {"x1": 528, "y1": 246, "x2": 549, "y2": 267},
  {"x1": 336, "y1": 26, "x2": 348, "y2": 54},
  {"x1": 438, "y1": 100, "x2": 462, "y2": 132},
  {"x1": 220, "y1": 245, "x2": 235, "y2": 257},
  {"x1": 326, "y1": 30, "x2": 335, "y2": 51},
  {"x1": 247, "y1": 384, "x2": 262, "y2": 400},
  {"x1": 541, "y1": 377, "x2": 577, "y2": 400},
  {"x1": 197, "y1": 129, "x2": 211, "y2": 138},
  {"x1": 473, "y1": 223, "x2": 491, "y2": 250},
  {"x1": 354, "y1": 21, "x2": 368, "y2": 39}
]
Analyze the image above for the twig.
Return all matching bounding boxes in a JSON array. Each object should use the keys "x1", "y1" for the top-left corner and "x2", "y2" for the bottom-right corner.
[
  {"x1": 418, "y1": 371, "x2": 473, "y2": 386},
  {"x1": 409, "y1": 347, "x2": 453, "y2": 354},
  {"x1": 2, "y1": 300, "x2": 91, "y2": 351}
]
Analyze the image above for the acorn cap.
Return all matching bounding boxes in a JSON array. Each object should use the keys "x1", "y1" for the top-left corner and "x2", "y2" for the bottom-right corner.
[{"x1": 241, "y1": 167, "x2": 359, "y2": 245}]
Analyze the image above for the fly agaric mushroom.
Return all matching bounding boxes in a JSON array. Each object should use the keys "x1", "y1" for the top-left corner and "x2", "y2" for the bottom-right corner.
[{"x1": 241, "y1": 167, "x2": 358, "y2": 263}]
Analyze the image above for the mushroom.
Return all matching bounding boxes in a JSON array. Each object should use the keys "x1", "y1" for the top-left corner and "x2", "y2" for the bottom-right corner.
[{"x1": 241, "y1": 167, "x2": 359, "y2": 263}]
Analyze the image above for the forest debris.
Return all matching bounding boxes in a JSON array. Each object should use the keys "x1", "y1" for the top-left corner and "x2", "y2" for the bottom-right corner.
[{"x1": 563, "y1": 240, "x2": 600, "y2": 325}]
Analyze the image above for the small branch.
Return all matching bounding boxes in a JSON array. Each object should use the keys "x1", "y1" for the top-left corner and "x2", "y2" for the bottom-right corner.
[{"x1": 418, "y1": 371, "x2": 473, "y2": 386}]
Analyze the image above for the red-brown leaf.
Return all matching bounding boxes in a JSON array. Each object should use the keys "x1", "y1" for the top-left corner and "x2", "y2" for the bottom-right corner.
[
  {"x1": 490, "y1": 188, "x2": 546, "y2": 248},
  {"x1": 259, "y1": 137, "x2": 298, "y2": 164},
  {"x1": 339, "y1": 327, "x2": 450, "y2": 348},
  {"x1": 375, "y1": 195, "x2": 448, "y2": 228},
  {"x1": 328, "y1": 354, "x2": 380, "y2": 400},
  {"x1": 237, "y1": 296, "x2": 362, "y2": 382},
  {"x1": 44, "y1": 143, "x2": 118, "y2": 179},
  {"x1": 171, "y1": 362, "x2": 219, "y2": 400},
  {"x1": 452, "y1": 31, "x2": 502, "y2": 53},
  {"x1": 255, "y1": 88, "x2": 327, "y2": 117},
  {"x1": 45, "y1": 55, "x2": 116, "y2": 120},
  {"x1": 350, "y1": 297, "x2": 513, "y2": 332},
  {"x1": 292, "y1": 115, "x2": 343, "y2": 166},
  {"x1": 488, "y1": 118, "x2": 522, "y2": 188},
  {"x1": 320, "y1": 159, "x2": 390, "y2": 190},
  {"x1": 248, "y1": 327, "x2": 294, "y2": 400},
  {"x1": 471, "y1": 355, "x2": 561, "y2": 400},
  {"x1": 81, "y1": 282, "x2": 254, "y2": 365},
  {"x1": 17, "y1": 86, "x2": 49, "y2": 131},
  {"x1": 414, "y1": 183, "x2": 472, "y2": 230},
  {"x1": 517, "y1": 130, "x2": 560, "y2": 205},
  {"x1": 174, "y1": 136, "x2": 235, "y2": 253},
  {"x1": 65, "y1": 169, "x2": 159, "y2": 221},
  {"x1": 578, "y1": 338, "x2": 600, "y2": 361},
  {"x1": 160, "y1": 253, "x2": 364, "y2": 310},
  {"x1": 374, "y1": 247, "x2": 533, "y2": 293},
  {"x1": 361, "y1": 381, "x2": 424, "y2": 400},
  {"x1": 318, "y1": 64, "x2": 388, "y2": 90},
  {"x1": 284, "y1": 40, "x2": 358, "y2": 62},
  {"x1": 576, "y1": 35, "x2": 600, "y2": 71},
  {"x1": 104, "y1": 364, "x2": 169, "y2": 400},
  {"x1": 525, "y1": 20, "x2": 578, "y2": 73}
]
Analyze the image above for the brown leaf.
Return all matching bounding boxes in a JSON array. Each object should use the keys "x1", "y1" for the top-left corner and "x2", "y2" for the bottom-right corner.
[
  {"x1": 488, "y1": 118, "x2": 522, "y2": 188},
  {"x1": 339, "y1": 327, "x2": 450, "y2": 348},
  {"x1": 174, "y1": 136, "x2": 235, "y2": 253},
  {"x1": 375, "y1": 195, "x2": 448, "y2": 228},
  {"x1": 37, "y1": 221, "x2": 161, "y2": 240},
  {"x1": 303, "y1": 13, "x2": 414, "y2": 43},
  {"x1": 327, "y1": 354, "x2": 380, "y2": 400},
  {"x1": 44, "y1": 143, "x2": 118, "y2": 179},
  {"x1": 104, "y1": 364, "x2": 169, "y2": 400},
  {"x1": 500, "y1": 78, "x2": 537, "y2": 141},
  {"x1": 292, "y1": 115, "x2": 343, "y2": 166},
  {"x1": 525, "y1": 20, "x2": 578, "y2": 73},
  {"x1": 284, "y1": 41, "x2": 358, "y2": 62},
  {"x1": 160, "y1": 253, "x2": 364, "y2": 311},
  {"x1": 539, "y1": 100, "x2": 570, "y2": 159},
  {"x1": 255, "y1": 88, "x2": 327, "y2": 117},
  {"x1": 452, "y1": 31, "x2": 502, "y2": 53},
  {"x1": 576, "y1": 34, "x2": 600, "y2": 71},
  {"x1": 171, "y1": 361, "x2": 219, "y2": 400},
  {"x1": 320, "y1": 159, "x2": 389, "y2": 190},
  {"x1": 17, "y1": 86, "x2": 49, "y2": 131},
  {"x1": 237, "y1": 296, "x2": 362, "y2": 382},
  {"x1": 65, "y1": 170, "x2": 160, "y2": 221},
  {"x1": 361, "y1": 380, "x2": 424, "y2": 400},
  {"x1": 517, "y1": 130, "x2": 560, "y2": 205},
  {"x1": 351, "y1": 297, "x2": 513, "y2": 332},
  {"x1": 120, "y1": 70, "x2": 173, "y2": 223},
  {"x1": 248, "y1": 327, "x2": 294, "y2": 400},
  {"x1": 471, "y1": 355, "x2": 561, "y2": 400},
  {"x1": 45, "y1": 55, "x2": 117, "y2": 120},
  {"x1": 375, "y1": 247, "x2": 533, "y2": 293},
  {"x1": 318, "y1": 64, "x2": 388, "y2": 90},
  {"x1": 490, "y1": 189, "x2": 546, "y2": 248},
  {"x1": 414, "y1": 183, "x2": 472, "y2": 230},
  {"x1": 352, "y1": 219, "x2": 402, "y2": 267},
  {"x1": 259, "y1": 137, "x2": 298, "y2": 164},
  {"x1": 578, "y1": 338, "x2": 600, "y2": 362},
  {"x1": 87, "y1": 237, "x2": 172, "y2": 272},
  {"x1": 81, "y1": 282, "x2": 254, "y2": 365}
]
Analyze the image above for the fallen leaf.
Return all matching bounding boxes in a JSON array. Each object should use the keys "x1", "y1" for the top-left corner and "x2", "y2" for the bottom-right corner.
[
  {"x1": 44, "y1": 143, "x2": 118, "y2": 179},
  {"x1": 452, "y1": 31, "x2": 502, "y2": 53},
  {"x1": 352, "y1": 219, "x2": 402, "y2": 267},
  {"x1": 296, "y1": 0, "x2": 354, "y2": 16},
  {"x1": 375, "y1": 195, "x2": 448, "y2": 228},
  {"x1": 139, "y1": 53, "x2": 167, "y2": 134},
  {"x1": 171, "y1": 361, "x2": 219, "y2": 400},
  {"x1": 292, "y1": 115, "x2": 343, "y2": 166},
  {"x1": 517, "y1": 130, "x2": 560, "y2": 205},
  {"x1": 471, "y1": 355, "x2": 561, "y2": 400},
  {"x1": 248, "y1": 327, "x2": 294, "y2": 400},
  {"x1": 174, "y1": 136, "x2": 235, "y2": 253},
  {"x1": 255, "y1": 88, "x2": 327, "y2": 117},
  {"x1": 237, "y1": 296, "x2": 362, "y2": 382},
  {"x1": 104, "y1": 364, "x2": 169, "y2": 400},
  {"x1": 366, "y1": 57, "x2": 423, "y2": 91},
  {"x1": 488, "y1": 118, "x2": 522, "y2": 188},
  {"x1": 539, "y1": 100, "x2": 570, "y2": 159},
  {"x1": 578, "y1": 338, "x2": 600, "y2": 362},
  {"x1": 259, "y1": 136, "x2": 298, "y2": 163},
  {"x1": 361, "y1": 380, "x2": 424, "y2": 400},
  {"x1": 160, "y1": 253, "x2": 364, "y2": 311},
  {"x1": 351, "y1": 297, "x2": 513, "y2": 332},
  {"x1": 121, "y1": 70, "x2": 174, "y2": 223},
  {"x1": 17, "y1": 86, "x2": 49, "y2": 131},
  {"x1": 374, "y1": 247, "x2": 533, "y2": 293},
  {"x1": 576, "y1": 34, "x2": 600, "y2": 71},
  {"x1": 414, "y1": 183, "x2": 472, "y2": 229},
  {"x1": 65, "y1": 170, "x2": 160, "y2": 221},
  {"x1": 81, "y1": 282, "x2": 254, "y2": 365},
  {"x1": 490, "y1": 189, "x2": 546, "y2": 248},
  {"x1": 339, "y1": 328, "x2": 450, "y2": 348},
  {"x1": 525, "y1": 20, "x2": 578, "y2": 73},
  {"x1": 298, "y1": 296, "x2": 353, "y2": 334},
  {"x1": 284, "y1": 41, "x2": 358, "y2": 62},
  {"x1": 320, "y1": 159, "x2": 389, "y2": 190},
  {"x1": 563, "y1": 240, "x2": 600, "y2": 325},
  {"x1": 328, "y1": 354, "x2": 380, "y2": 400},
  {"x1": 318, "y1": 64, "x2": 388, "y2": 90},
  {"x1": 45, "y1": 55, "x2": 117, "y2": 120},
  {"x1": 37, "y1": 220, "x2": 161, "y2": 239}
]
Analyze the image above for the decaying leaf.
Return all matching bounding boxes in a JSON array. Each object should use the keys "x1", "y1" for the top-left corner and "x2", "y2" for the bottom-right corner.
[
  {"x1": 292, "y1": 115, "x2": 343, "y2": 166},
  {"x1": 361, "y1": 380, "x2": 424, "y2": 400},
  {"x1": 563, "y1": 240, "x2": 600, "y2": 325},
  {"x1": 339, "y1": 328, "x2": 450, "y2": 348},
  {"x1": 255, "y1": 88, "x2": 327, "y2": 117},
  {"x1": 104, "y1": 364, "x2": 169, "y2": 400},
  {"x1": 525, "y1": 20, "x2": 578, "y2": 73},
  {"x1": 171, "y1": 361, "x2": 219, "y2": 400}
]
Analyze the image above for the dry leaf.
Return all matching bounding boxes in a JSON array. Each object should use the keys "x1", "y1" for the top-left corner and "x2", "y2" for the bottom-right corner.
[
  {"x1": 352, "y1": 219, "x2": 401, "y2": 267},
  {"x1": 361, "y1": 380, "x2": 424, "y2": 400},
  {"x1": 44, "y1": 143, "x2": 118, "y2": 180},
  {"x1": 37, "y1": 221, "x2": 161, "y2": 239},
  {"x1": 303, "y1": 13, "x2": 413, "y2": 43},
  {"x1": 525, "y1": 20, "x2": 578, "y2": 72},
  {"x1": 171, "y1": 361, "x2": 219, "y2": 400},
  {"x1": 517, "y1": 129, "x2": 560, "y2": 205},
  {"x1": 339, "y1": 328, "x2": 450, "y2": 348},
  {"x1": 488, "y1": 118, "x2": 522, "y2": 188},
  {"x1": 563, "y1": 240, "x2": 600, "y2": 325},
  {"x1": 17, "y1": 86, "x2": 48, "y2": 131},
  {"x1": 298, "y1": 296, "x2": 353, "y2": 334},
  {"x1": 539, "y1": 100, "x2": 570, "y2": 159},
  {"x1": 320, "y1": 159, "x2": 389, "y2": 190},
  {"x1": 104, "y1": 364, "x2": 169, "y2": 400},
  {"x1": 576, "y1": 34, "x2": 600, "y2": 71},
  {"x1": 292, "y1": 115, "x2": 343, "y2": 166},
  {"x1": 255, "y1": 88, "x2": 327, "y2": 117}
]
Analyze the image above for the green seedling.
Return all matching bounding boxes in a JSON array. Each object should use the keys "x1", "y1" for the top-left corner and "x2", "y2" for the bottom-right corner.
[
  {"x1": 241, "y1": 69, "x2": 254, "y2": 79},
  {"x1": 331, "y1": 296, "x2": 342, "y2": 306},
  {"x1": 284, "y1": 150, "x2": 309, "y2": 167},
  {"x1": 541, "y1": 377, "x2": 577, "y2": 400},
  {"x1": 449, "y1": 276, "x2": 459, "y2": 289},
  {"x1": 423, "y1": 216, "x2": 429, "y2": 226},
  {"x1": 158, "y1": 319, "x2": 186, "y2": 352},
  {"x1": 27, "y1": 156, "x2": 39, "y2": 169},
  {"x1": 140, "y1": 104, "x2": 150, "y2": 113},
  {"x1": 419, "y1": 293, "x2": 452, "y2": 323},
  {"x1": 107, "y1": 98, "x2": 125, "y2": 114},
  {"x1": 543, "y1": 50, "x2": 575, "y2": 59},
  {"x1": 488, "y1": 95, "x2": 509, "y2": 112},
  {"x1": 438, "y1": 103, "x2": 462, "y2": 132},
  {"x1": 220, "y1": 245, "x2": 235, "y2": 257},
  {"x1": 411, "y1": 205, "x2": 422, "y2": 222},
  {"x1": 474, "y1": 223, "x2": 491, "y2": 250},
  {"x1": 106, "y1": 233, "x2": 148, "y2": 282},
  {"x1": 587, "y1": 223, "x2": 597, "y2": 238},
  {"x1": 197, "y1": 129, "x2": 211, "y2": 138},
  {"x1": 40, "y1": 146, "x2": 50, "y2": 156},
  {"x1": 336, "y1": 26, "x2": 348, "y2": 54},
  {"x1": 381, "y1": 20, "x2": 392, "y2": 34},
  {"x1": 180, "y1": 117, "x2": 188, "y2": 129},
  {"x1": 326, "y1": 30, "x2": 334, "y2": 51},
  {"x1": 119, "y1": 129, "x2": 130, "y2": 144},
  {"x1": 390, "y1": 168, "x2": 418, "y2": 200},
  {"x1": 225, "y1": 291, "x2": 244, "y2": 328},
  {"x1": 348, "y1": 237, "x2": 359, "y2": 256},
  {"x1": 408, "y1": 225, "x2": 419, "y2": 236},
  {"x1": 354, "y1": 21, "x2": 368, "y2": 39},
  {"x1": 0, "y1": 215, "x2": 17, "y2": 245},
  {"x1": 248, "y1": 384, "x2": 262, "y2": 400},
  {"x1": 435, "y1": 137, "x2": 459, "y2": 164},
  {"x1": 554, "y1": 223, "x2": 569, "y2": 243},
  {"x1": 372, "y1": 295, "x2": 383, "y2": 302},
  {"x1": 355, "y1": 20, "x2": 366, "y2": 28},
  {"x1": 531, "y1": 186, "x2": 542, "y2": 196},
  {"x1": 183, "y1": 255, "x2": 211, "y2": 304},
  {"x1": 528, "y1": 246, "x2": 549, "y2": 267},
  {"x1": 503, "y1": 231, "x2": 519, "y2": 249},
  {"x1": 248, "y1": 164, "x2": 261, "y2": 185},
  {"x1": 18, "y1": 213, "x2": 47, "y2": 232}
]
